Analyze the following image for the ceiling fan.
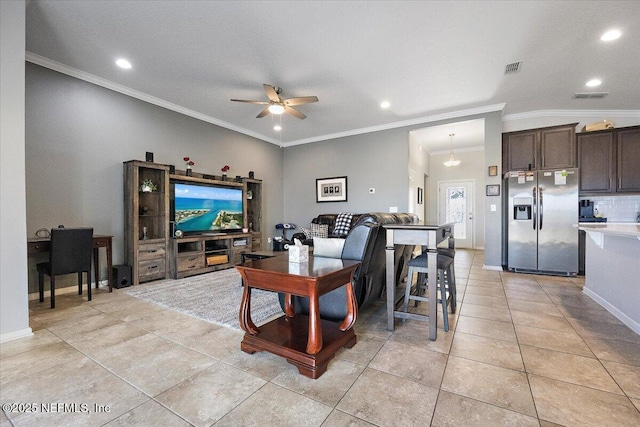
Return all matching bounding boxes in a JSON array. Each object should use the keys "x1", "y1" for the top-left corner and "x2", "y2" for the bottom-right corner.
[{"x1": 231, "y1": 84, "x2": 318, "y2": 120}]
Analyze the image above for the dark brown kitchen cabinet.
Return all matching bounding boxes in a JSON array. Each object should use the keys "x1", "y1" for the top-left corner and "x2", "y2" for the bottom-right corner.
[
  {"x1": 617, "y1": 127, "x2": 640, "y2": 192},
  {"x1": 577, "y1": 131, "x2": 615, "y2": 193},
  {"x1": 503, "y1": 130, "x2": 537, "y2": 171},
  {"x1": 502, "y1": 123, "x2": 577, "y2": 172},
  {"x1": 577, "y1": 125, "x2": 640, "y2": 195}
]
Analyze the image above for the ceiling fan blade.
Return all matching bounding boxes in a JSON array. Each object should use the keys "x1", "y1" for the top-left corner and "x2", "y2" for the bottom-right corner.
[
  {"x1": 256, "y1": 107, "x2": 271, "y2": 118},
  {"x1": 283, "y1": 96, "x2": 319, "y2": 106},
  {"x1": 230, "y1": 99, "x2": 269, "y2": 105},
  {"x1": 263, "y1": 84, "x2": 281, "y2": 102},
  {"x1": 284, "y1": 106, "x2": 306, "y2": 120}
]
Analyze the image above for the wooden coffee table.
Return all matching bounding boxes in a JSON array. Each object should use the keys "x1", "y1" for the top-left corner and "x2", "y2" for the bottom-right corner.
[{"x1": 236, "y1": 256, "x2": 360, "y2": 379}]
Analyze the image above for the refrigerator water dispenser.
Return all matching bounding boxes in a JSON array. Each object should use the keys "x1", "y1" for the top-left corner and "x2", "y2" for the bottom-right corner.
[{"x1": 513, "y1": 197, "x2": 532, "y2": 220}]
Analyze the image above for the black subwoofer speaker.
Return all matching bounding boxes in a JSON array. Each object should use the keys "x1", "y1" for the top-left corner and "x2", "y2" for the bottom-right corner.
[{"x1": 112, "y1": 264, "x2": 132, "y2": 288}]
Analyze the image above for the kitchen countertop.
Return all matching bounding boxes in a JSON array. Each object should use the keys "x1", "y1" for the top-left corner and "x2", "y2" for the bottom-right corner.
[{"x1": 578, "y1": 223, "x2": 640, "y2": 239}]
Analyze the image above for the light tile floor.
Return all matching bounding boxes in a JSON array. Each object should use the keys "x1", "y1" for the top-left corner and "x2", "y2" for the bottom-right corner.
[{"x1": 2, "y1": 250, "x2": 640, "y2": 426}]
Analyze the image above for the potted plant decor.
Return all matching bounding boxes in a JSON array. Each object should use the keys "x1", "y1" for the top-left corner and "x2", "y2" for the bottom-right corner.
[{"x1": 139, "y1": 179, "x2": 157, "y2": 192}]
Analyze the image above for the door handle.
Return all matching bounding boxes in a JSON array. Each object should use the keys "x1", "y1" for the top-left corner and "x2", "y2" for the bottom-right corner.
[
  {"x1": 532, "y1": 187, "x2": 537, "y2": 230},
  {"x1": 539, "y1": 187, "x2": 543, "y2": 230}
]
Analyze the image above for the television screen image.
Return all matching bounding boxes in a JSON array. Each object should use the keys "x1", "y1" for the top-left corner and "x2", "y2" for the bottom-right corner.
[{"x1": 174, "y1": 183, "x2": 243, "y2": 233}]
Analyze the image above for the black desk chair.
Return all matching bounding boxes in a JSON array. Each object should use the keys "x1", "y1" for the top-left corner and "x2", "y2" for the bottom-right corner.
[{"x1": 37, "y1": 227, "x2": 93, "y2": 309}]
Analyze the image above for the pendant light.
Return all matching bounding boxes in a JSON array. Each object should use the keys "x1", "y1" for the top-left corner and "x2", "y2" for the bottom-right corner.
[{"x1": 443, "y1": 133, "x2": 461, "y2": 167}]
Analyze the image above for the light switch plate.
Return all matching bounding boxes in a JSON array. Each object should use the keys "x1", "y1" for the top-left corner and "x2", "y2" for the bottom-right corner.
[{"x1": 491, "y1": 204, "x2": 497, "y2": 212}]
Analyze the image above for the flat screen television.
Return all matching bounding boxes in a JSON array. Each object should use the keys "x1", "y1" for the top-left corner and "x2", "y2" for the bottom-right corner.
[{"x1": 173, "y1": 182, "x2": 243, "y2": 234}]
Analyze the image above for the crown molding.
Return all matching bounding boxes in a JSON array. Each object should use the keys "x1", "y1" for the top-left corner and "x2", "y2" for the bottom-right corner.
[
  {"x1": 283, "y1": 103, "x2": 507, "y2": 147},
  {"x1": 25, "y1": 52, "x2": 282, "y2": 146},
  {"x1": 32, "y1": 52, "x2": 636, "y2": 149},
  {"x1": 503, "y1": 109, "x2": 640, "y2": 121}
]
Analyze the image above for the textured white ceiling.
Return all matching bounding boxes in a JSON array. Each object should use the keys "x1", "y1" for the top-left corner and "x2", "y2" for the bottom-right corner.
[{"x1": 25, "y1": 1, "x2": 640, "y2": 148}]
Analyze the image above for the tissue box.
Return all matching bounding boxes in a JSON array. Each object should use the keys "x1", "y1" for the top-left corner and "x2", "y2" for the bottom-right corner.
[{"x1": 288, "y1": 245, "x2": 309, "y2": 263}]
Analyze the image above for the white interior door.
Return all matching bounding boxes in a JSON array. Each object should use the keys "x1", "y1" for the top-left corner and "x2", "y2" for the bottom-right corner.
[{"x1": 438, "y1": 180, "x2": 474, "y2": 248}]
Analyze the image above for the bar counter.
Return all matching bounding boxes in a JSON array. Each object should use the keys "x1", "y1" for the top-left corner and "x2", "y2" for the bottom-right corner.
[{"x1": 578, "y1": 223, "x2": 640, "y2": 335}]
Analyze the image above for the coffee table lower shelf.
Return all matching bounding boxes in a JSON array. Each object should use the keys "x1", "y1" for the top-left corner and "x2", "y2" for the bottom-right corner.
[{"x1": 241, "y1": 314, "x2": 356, "y2": 379}]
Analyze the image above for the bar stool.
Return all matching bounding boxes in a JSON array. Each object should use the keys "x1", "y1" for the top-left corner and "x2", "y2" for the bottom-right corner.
[
  {"x1": 402, "y1": 251, "x2": 456, "y2": 331},
  {"x1": 437, "y1": 247, "x2": 457, "y2": 313}
]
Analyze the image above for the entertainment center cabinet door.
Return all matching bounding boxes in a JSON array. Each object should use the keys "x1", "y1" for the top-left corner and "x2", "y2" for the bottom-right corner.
[
  {"x1": 177, "y1": 253, "x2": 205, "y2": 272},
  {"x1": 138, "y1": 241, "x2": 167, "y2": 282}
]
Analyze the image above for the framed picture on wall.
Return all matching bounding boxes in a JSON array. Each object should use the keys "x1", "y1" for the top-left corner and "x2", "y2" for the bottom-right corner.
[
  {"x1": 486, "y1": 184, "x2": 500, "y2": 196},
  {"x1": 316, "y1": 176, "x2": 348, "y2": 202}
]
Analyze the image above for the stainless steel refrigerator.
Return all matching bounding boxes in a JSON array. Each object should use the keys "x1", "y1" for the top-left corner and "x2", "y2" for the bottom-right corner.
[{"x1": 506, "y1": 168, "x2": 579, "y2": 275}]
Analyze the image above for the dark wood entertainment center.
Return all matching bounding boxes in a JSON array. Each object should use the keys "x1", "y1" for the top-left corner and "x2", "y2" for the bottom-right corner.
[{"x1": 124, "y1": 160, "x2": 262, "y2": 285}]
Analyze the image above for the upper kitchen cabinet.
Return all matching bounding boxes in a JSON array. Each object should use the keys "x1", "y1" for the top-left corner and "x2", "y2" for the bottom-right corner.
[
  {"x1": 502, "y1": 123, "x2": 577, "y2": 172},
  {"x1": 577, "y1": 125, "x2": 640, "y2": 195},
  {"x1": 577, "y1": 131, "x2": 614, "y2": 193},
  {"x1": 617, "y1": 127, "x2": 640, "y2": 193}
]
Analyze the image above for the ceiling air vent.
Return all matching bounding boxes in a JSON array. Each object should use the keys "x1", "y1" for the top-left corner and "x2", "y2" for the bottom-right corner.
[
  {"x1": 573, "y1": 92, "x2": 609, "y2": 99},
  {"x1": 504, "y1": 61, "x2": 522, "y2": 74}
]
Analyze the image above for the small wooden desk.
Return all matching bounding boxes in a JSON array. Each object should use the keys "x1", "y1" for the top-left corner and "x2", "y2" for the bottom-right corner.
[
  {"x1": 236, "y1": 256, "x2": 360, "y2": 379},
  {"x1": 384, "y1": 223, "x2": 454, "y2": 340},
  {"x1": 27, "y1": 235, "x2": 113, "y2": 292}
]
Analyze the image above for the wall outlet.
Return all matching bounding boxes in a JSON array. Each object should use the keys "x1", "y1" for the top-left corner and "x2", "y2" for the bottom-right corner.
[
  {"x1": 490, "y1": 204, "x2": 497, "y2": 212},
  {"x1": 389, "y1": 206, "x2": 398, "y2": 213}
]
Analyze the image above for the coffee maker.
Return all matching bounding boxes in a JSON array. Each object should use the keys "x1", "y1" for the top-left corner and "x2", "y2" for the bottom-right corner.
[
  {"x1": 579, "y1": 200, "x2": 594, "y2": 218},
  {"x1": 579, "y1": 200, "x2": 607, "y2": 222}
]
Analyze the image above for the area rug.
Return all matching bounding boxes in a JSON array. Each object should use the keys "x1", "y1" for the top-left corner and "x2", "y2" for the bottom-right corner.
[{"x1": 124, "y1": 268, "x2": 283, "y2": 330}]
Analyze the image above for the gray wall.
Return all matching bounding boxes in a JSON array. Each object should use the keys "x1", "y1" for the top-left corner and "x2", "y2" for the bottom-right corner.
[
  {"x1": 483, "y1": 111, "x2": 504, "y2": 268},
  {"x1": 283, "y1": 128, "x2": 411, "y2": 232},
  {"x1": 25, "y1": 63, "x2": 284, "y2": 293},
  {"x1": 1, "y1": 0, "x2": 30, "y2": 341}
]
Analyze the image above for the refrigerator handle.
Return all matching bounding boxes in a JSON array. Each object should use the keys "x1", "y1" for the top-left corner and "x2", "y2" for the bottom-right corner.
[
  {"x1": 539, "y1": 186, "x2": 543, "y2": 230},
  {"x1": 532, "y1": 187, "x2": 537, "y2": 230}
]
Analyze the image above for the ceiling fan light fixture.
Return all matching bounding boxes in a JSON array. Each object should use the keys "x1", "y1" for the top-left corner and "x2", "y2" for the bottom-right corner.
[
  {"x1": 443, "y1": 133, "x2": 461, "y2": 167},
  {"x1": 268, "y1": 104, "x2": 285, "y2": 115}
]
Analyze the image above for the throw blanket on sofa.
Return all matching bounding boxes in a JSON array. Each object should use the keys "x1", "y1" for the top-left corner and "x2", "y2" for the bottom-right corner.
[{"x1": 334, "y1": 212, "x2": 354, "y2": 236}]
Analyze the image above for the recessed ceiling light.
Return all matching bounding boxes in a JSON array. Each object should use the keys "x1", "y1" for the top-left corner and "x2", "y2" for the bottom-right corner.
[
  {"x1": 600, "y1": 29, "x2": 621, "y2": 41},
  {"x1": 380, "y1": 101, "x2": 390, "y2": 109},
  {"x1": 273, "y1": 125, "x2": 282, "y2": 131},
  {"x1": 586, "y1": 79, "x2": 602, "y2": 87},
  {"x1": 115, "y1": 58, "x2": 132, "y2": 69}
]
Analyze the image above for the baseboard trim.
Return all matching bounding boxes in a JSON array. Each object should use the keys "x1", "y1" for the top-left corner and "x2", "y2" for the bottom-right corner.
[
  {"x1": 28, "y1": 281, "x2": 107, "y2": 301},
  {"x1": 583, "y1": 287, "x2": 640, "y2": 336},
  {"x1": 1, "y1": 327, "x2": 34, "y2": 343},
  {"x1": 483, "y1": 264, "x2": 503, "y2": 271}
]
